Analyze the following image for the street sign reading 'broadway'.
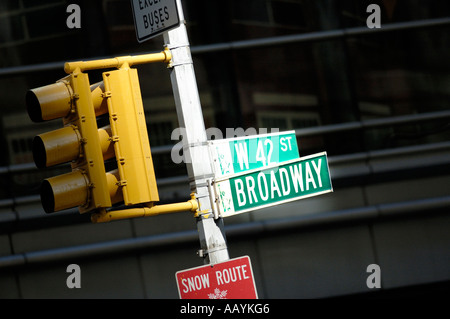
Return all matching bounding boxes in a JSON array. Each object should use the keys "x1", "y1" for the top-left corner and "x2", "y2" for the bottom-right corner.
[
  {"x1": 214, "y1": 152, "x2": 333, "y2": 218},
  {"x1": 208, "y1": 131, "x2": 299, "y2": 179},
  {"x1": 176, "y1": 256, "x2": 258, "y2": 299}
]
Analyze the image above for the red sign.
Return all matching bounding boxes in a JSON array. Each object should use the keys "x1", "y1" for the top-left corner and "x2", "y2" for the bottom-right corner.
[{"x1": 176, "y1": 256, "x2": 258, "y2": 299}]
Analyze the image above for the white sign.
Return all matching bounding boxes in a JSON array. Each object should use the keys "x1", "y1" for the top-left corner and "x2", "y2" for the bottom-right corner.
[{"x1": 131, "y1": 0, "x2": 180, "y2": 43}]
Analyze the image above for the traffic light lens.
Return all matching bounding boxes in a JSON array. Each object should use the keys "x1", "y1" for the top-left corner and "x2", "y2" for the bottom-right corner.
[
  {"x1": 25, "y1": 81, "x2": 72, "y2": 122},
  {"x1": 31, "y1": 126, "x2": 81, "y2": 168},
  {"x1": 40, "y1": 180, "x2": 55, "y2": 214},
  {"x1": 26, "y1": 90, "x2": 43, "y2": 122},
  {"x1": 32, "y1": 136, "x2": 47, "y2": 169}
]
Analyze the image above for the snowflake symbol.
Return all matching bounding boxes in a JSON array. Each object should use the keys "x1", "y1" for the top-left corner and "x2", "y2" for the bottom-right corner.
[{"x1": 208, "y1": 288, "x2": 228, "y2": 299}]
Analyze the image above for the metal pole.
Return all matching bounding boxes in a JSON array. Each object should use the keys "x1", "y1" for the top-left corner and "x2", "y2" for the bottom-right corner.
[{"x1": 163, "y1": 0, "x2": 229, "y2": 264}]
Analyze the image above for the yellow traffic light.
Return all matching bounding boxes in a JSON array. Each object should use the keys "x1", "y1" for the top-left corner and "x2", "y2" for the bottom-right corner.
[
  {"x1": 24, "y1": 50, "x2": 213, "y2": 223},
  {"x1": 26, "y1": 72, "x2": 120, "y2": 214},
  {"x1": 27, "y1": 60, "x2": 161, "y2": 216}
]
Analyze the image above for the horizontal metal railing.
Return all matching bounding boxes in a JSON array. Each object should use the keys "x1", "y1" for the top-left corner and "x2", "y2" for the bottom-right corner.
[
  {"x1": 0, "y1": 138, "x2": 448, "y2": 213},
  {"x1": 1, "y1": 194, "x2": 449, "y2": 269},
  {"x1": 0, "y1": 111, "x2": 449, "y2": 209},
  {"x1": 191, "y1": 17, "x2": 450, "y2": 53},
  {"x1": 1, "y1": 109, "x2": 449, "y2": 179},
  {"x1": 294, "y1": 110, "x2": 450, "y2": 137},
  {"x1": 1, "y1": 17, "x2": 449, "y2": 77}
]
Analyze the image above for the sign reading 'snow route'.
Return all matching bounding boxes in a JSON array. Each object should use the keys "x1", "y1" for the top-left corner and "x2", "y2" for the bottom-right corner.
[
  {"x1": 215, "y1": 152, "x2": 333, "y2": 217},
  {"x1": 176, "y1": 256, "x2": 258, "y2": 299},
  {"x1": 131, "y1": 0, "x2": 180, "y2": 43}
]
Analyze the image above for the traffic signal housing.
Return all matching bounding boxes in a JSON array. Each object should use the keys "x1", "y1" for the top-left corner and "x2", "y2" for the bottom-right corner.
[
  {"x1": 26, "y1": 65, "x2": 159, "y2": 215},
  {"x1": 102, "y1": 67, "x2": 159, "y2": 205}
]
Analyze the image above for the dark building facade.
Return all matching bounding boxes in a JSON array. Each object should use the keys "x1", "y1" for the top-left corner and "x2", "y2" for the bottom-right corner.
[{"x1": 0, "y1": 0, "x2": 449, "y2": 298}]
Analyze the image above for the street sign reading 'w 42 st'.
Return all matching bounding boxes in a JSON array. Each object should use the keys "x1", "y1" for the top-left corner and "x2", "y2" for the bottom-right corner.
[
  {"x1": 214, "y1": 152, "x2": 333, "y2": 218},
  {"x1": 208, "y1": 131, "x2": 299, "y2": 179}
]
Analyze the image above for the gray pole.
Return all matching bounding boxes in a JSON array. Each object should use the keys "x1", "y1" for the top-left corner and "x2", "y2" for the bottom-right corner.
[{"x1": 163, "y1": 0, "x2": 229, "y2": 264}]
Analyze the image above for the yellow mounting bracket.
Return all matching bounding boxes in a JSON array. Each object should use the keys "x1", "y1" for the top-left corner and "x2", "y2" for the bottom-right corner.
[
  {"x1": 91, "y1": 193, "x2": 199, "y2": 223},
  {"x1": 64, "y1": 47, "x2": 172, "y2": 73}
]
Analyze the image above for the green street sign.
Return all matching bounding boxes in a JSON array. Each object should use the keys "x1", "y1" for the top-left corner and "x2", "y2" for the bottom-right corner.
[
  {"x1": 214, "y1": 152, "x2": 333, "y2": 218},
  {"x1": 209, "y1": 131, "x2": 299, "y2": 178}
]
